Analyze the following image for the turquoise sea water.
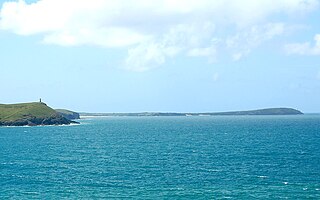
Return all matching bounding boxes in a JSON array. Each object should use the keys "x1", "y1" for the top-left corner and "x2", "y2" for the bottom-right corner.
[{"x1": 1, "y1": 115, "x2": 320, "y2": 199}]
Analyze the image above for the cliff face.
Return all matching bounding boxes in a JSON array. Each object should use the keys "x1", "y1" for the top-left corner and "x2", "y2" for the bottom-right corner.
[
  {"x1": 0, "y1": 114, "x2": 74, "y2": 126},
  {"x1": 55, "y1": 109, "x2": 80, "y2": 120},
  {"x1": 0, "y1": 102, "x2": 79, "y2": 126}
]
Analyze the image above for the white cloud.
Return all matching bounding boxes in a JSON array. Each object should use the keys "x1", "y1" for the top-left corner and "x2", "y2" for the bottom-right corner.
[
  {"x1": 125, "y1": 21, "x2": 217, "y2": 70},
  {"x1": 0, "y1": 0, "x2": 319, "y2": 71},
  {"x1": 285, "y1": 34, "x2": 320, "y2": 55},
  {"x1": 42, "y1": 27, "x2": 148, "y2": 47},
  {"x1": 188, "y1": 47, "x2": 217, "y2": 57},
  {"x1": 125, "y1": 42, "x2": 171, "y2": 72},
  {"x1": 227, "y1": 23, "x2": 285, "y2": 60}
]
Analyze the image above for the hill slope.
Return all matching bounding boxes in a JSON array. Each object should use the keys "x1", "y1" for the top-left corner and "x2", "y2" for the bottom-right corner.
[
  {"x1": 0, "y1": 102, "x2": 75, "y2": 126},
  {"x1": 208, "y1": 108, "x2": 303, "y2": 115}
]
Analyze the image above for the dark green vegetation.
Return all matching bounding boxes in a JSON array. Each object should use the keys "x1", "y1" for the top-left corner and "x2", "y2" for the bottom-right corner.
[
  {"x1": 0, "y1": 102, "x2": 78, "y2": 126},
  {"x1": 81, "y1": 108, "x2": 303, "y2": 117},
  {"x1": 56, "y1": 109, "x2": 80, "y2": 120}
]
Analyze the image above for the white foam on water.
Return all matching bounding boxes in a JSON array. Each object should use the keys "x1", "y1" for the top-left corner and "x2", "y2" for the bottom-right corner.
[
  {"x1": 1, "y1": 123, "x2": 81, "y2": 128},
  {"x1": 23, "y1": 191, "x2": 40, "y2": 195},
  {"x1": 208, "y1": 169, "x2": 222, "y2": 172}
]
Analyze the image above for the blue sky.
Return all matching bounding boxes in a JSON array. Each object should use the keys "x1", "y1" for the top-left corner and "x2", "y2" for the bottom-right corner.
[{"x1": 0, "y1": 0, "x2": 320, "y2": 113}]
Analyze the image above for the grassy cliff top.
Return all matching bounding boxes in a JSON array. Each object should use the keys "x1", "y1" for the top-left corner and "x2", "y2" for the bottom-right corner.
[
  {"x1": 0, "y1": 102, "x2": 57, "y2": 122},
  {"x1": 55, "y1": 109, "x2": 75, "y2": 115}
]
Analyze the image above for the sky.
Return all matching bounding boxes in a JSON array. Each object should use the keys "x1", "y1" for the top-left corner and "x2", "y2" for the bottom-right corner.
[{"x1": 0, "y1": 0, "x2": 320, "y2": 113}]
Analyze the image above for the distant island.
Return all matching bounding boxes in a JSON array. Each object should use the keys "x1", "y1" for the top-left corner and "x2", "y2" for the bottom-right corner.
[
  {"x1": 80, "y1": 108, "x2": 303, "y2": 117},
  {"x1": 0, "y1": 102, "x2": 79, "y2": 126}
]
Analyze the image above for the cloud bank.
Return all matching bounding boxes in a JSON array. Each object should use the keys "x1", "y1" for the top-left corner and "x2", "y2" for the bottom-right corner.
[{"x1": 0, "y1": 0, "x2": 318, "y2": 71}]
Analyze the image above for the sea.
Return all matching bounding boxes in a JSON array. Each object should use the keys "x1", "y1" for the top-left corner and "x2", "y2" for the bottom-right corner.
[{"x1": 0, "y1": 115, "x2": 319, "y2": 199}]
